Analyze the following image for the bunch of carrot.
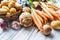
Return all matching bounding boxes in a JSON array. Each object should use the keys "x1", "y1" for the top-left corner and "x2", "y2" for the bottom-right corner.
[
  {"x1": 46, "y1": 3, "x2": 60, "y2": 10},
  {"x1": 41, "y1": 2, "x2": 59, "y2": 20},
  {"x1": 31, "y1": 2, "x2": 60, "y2": 32},
  {"x1": 31, "y1": 10, "x2": 44, "y2": 31}
]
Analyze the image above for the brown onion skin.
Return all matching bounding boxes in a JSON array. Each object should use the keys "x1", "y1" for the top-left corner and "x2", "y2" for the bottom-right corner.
[
  {"x1": 43, "y1": 24, "x2": 52, "y2": 36},
  {"x1": 0, "y1": 18, "x2": 8, "y2": 30},
  {"x1": 33, "y1": 1, "x2": 42, "y2": 11},
  {"x1": 0, "y1": 0, "x2": 2, "y2": 2},
  {"x1": 42, "y1": 0, "x2": 47, "y2": 2},
  {"x1": 11, "y1": 21, "x2": 21, "y2": 30}
]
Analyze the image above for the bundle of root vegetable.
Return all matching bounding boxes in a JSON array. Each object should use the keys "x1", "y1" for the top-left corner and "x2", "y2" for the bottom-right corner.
[
  {"x1": 28, "y1": 1, "x2": 60, "y2": 35},
  {"x1": 0, "y1": 0, "x2": 22, "y2": 21}
]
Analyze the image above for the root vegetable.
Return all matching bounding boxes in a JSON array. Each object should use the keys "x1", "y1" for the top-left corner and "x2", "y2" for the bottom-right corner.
[
  {"x1": 35, "y1": 10, "x2": 48, "y2": 24},
  {"x1": 2, "y1": 6, "x2": 9, "y2": 12},
  {"x1": 15, "y1": 3, "x2": 22, "y2": 10},
  {"x1": 1, "y1": 1, "x2": 9, "y2": 6},
  {"x1": 43, "y1": 24, "x2": 52, "y2": 35},
  {"x1": 37, "y1": 13, "x2": 44, "y2": 24},
  {"x1": 47, "y1": 8, "x2": 59, "y2": 19},
  {"x1": 31, "y1": 10, "x2": 52, "y2": 35},
  {"x1": 46, "y1": 3, "x2": 60, "y2": 10},
  {"x1": 9, "y1": 0, "x2": 17, "y2": 2},
  {"x1": 43, "y1": 8, "x2": 54, "y2": 21},
  {"x1": 0, "y1": 9, "x2": 8, "y2": 14},
  {"x1": 31, "y1": 13, "x2": 43, "y2": 31},
  {"x1": 6, "y1": 12, "x2": 11, "y2": 18},
  {"x1": 0, "y1": 4, "x2": 2, "y2": 8},
  {"x1": 10, "y1": 8, "x2": 16, "y2": 14},
  {"x1": 35, "y1": 10, "x2": 48, "y2": 21},
  {"x1": 23, "y1": 7, "x2": 30, "y2": 12},
  {"x1": 51, "y1": 20, "x2": 60, "y2": 29},
  {"x1": 19, "y1": 12, "x2": 32, "y2": 27},
  {"x1": 11, "y1": 21, "x2": 21, "y2": 30},
  {"x1": 31, "y1": 10, "x2": 43, "y2": 31},
  {"x1": 42, "y1": 0, "x2": 47, "y2": 2},
  {"x1": 0, "y1": 0, "x2": 2, "y2": 2},
  {"x1": 0, "y1": 18, "x2": 8, "y2": 30},
  {"x1": 33, "y1": 1, "x2": 42, "y2": 11},
  {"x1": 42, "y1": 11, "x2": 52, "y2": 21},
  {"x1": 8, "y1": 1, "x2": 15, "y2": 8}
]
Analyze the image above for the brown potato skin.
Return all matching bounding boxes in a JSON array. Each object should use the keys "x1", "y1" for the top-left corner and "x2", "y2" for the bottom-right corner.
[
  {"x1": 51, "y1": 21, "x2": 60, "y2": 29},
  {"x1": 2, "y1": 6, "x2": 9, "y2": 12},
  {"x1": 15, "y1": 3, "x2": 22, "y2": 10},
  {"x1": 23, "y1": 7, "x2": 31, "y2": 12},
  {"x1": 0, "y1": 0, "x2": 22, "y2": 21},
  {"x1": 9, "y1": 0, "x2": 17, "y2": 2},
  {"x1": 10, "y1": 8, "x2": 16, "y2": 14},
  {"x1": 0, "y1": 9, "x2": 8, "y2": 14},
  {"x1": 8, "y1": 1, "x2": 15, "y2": 8},
  {"x1": 1, "y1": 1, "x2": 9, "y2": 6}
]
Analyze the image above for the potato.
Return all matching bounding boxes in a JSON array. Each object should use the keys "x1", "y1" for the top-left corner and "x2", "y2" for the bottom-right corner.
[
  {"x1": 0, "y1": 9, "x2": 8, "y2": 14},
  {"x1": 9, "y1": 0, "x2": 17, "y2": 2},
  {"x1": 3, "y1": 0, "x2": 9, "y2": 1},
  {"x1": 2, "y1": 6, "x2": 9, "y2": 12},
  {"x1": 51, "y1": 20, "x2": 60, "y2": 29},
  {"x1": 0, "y1": 4, "x2": 2, "y2": 8},
  {"x1": 23, "y1": 7, "x2": 31, "y2": 12},
  {"x1": 8, "y1": 1, "x2": 15, "y2": 8},
  {"x1": 6, "y1": 12, "x2": 11, "y2": 17},
  {"x1": 10, "y1": 8, "x2": 16, "y2": 14},
  {"x1": 1, "y1": 1, "x2": 9, "y2": 6},
  {"x1": 15, "y1": 3, "x2": 22, "y2": 10}
]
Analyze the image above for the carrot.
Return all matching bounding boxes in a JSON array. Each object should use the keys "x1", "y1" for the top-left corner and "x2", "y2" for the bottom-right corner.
[
  {"x1": 43, "y1": 8, "x2": 54, "y2": 21},
  {"x1": 43, "y1": 19, "x2": 48, "y2": 24},
  {"x1": 47, "y1": 8, "x2": 59, "y2": 19},
  {"x1": 42, "y1": 11, "x2": 53, "y2": 21},
  {"x1": 36, "y1": 13, "x2": 44, "y2": 24},
  {"x1": 31, "y1": 10, "x2": 43, "y2": 31},
  {"x1": 46, "y1": 4, "x2": 60, "y2": 10},
  {"x1": 31, "y1": 13, "x2": 41, "y2": 30},
  {"x1": 35, "y1": 10, "x2": 48, "y2": 21},
  {"x1": 42, "y1": 11, "x2": 49, "y2": 18},
  {"x1": 41, "y1": 12, "x2": 48, "y2": 24},
  {"x1": 41, "y1": 2, "x2": 59, "y2": 20}
]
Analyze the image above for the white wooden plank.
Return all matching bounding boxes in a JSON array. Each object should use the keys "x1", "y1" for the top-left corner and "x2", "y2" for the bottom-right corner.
[{"x1": 12, "y1": 27, "x2": 35, "y2": 40}]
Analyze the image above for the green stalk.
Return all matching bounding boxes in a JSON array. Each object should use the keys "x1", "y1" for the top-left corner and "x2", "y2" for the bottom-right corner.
[{"x1": 27, "y1": 0, "x2": 35, "y2": 11}]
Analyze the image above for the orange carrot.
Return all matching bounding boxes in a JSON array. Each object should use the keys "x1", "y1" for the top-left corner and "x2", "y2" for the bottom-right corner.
[
  {"x1": 31, "y1": 14, "x2": 40, "y2": 30},
  {"x1": 42, "y1": 11, "x2": 53, "y2": 21},
  {"x1": 42, "y1": 11, "x2": 49, "y2": 18},
  {"x1": 46, "y1": 4, "x2": 60, "y2": 10},
  {"x1": 43, "y1": 19, "x2": 48, "y2": 24},
  {"x1": 47, "y1": 8, "x2": 59, "y2": 19},
  {"x1": 31, "y1": 10, "x2": 43, "y2": 31},
  {"x1": 43, "y1": 8, "x2": 54, "y2": 21},
  {"x1": 36, "y1": 13, "x2": 44, "y2": 24},
  {"x1": 35, "y1": 10, "x2": 48, "y2": 21}
]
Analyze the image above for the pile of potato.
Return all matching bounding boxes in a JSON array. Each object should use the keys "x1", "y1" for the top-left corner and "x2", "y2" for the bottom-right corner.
[{"x1": 0, "y1": 0, "x2": 22, "y2": 21}]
